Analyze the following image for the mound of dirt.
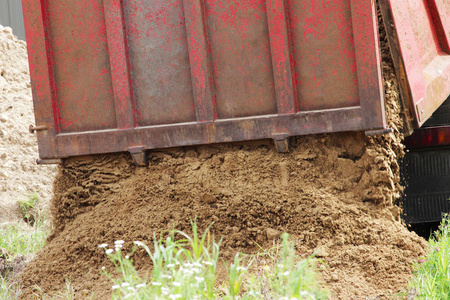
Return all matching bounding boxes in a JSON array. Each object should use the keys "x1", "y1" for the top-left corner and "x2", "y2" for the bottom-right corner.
[
  {"x1": 18, "y1": 13, "x2": 427, "y2": 300},
  {"x1": 0, "y1": 25, "x2": 57, "y2": 223},
  {"x1": 19, "y1": 132, "x2": 426, "y2": 299}
]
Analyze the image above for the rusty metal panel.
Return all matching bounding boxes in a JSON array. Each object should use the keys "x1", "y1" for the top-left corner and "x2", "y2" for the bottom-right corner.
[
  {"x1": 288, "y1": 0, "x2": 360, "y2": 111},
  {"x1": 381, "y1": 0, "x2": 450, "y2": 129},
  {"x1": 205, "y1": 0, "x2": 277, "y2": 119},
  {"x1": 48, "y1": 0, "x2": 118, "y2": 133},
  {"x1": 25, "y1": 0, "x2": 390, "y2": 160},
  {"x1": 124, "y1": 0, "x2": 197, "y2": 126}
]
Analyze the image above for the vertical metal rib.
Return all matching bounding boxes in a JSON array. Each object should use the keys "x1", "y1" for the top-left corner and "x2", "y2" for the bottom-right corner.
[
  {"x1": 183, "y1": 0, "x2": 216, "y2": 122},
  {"x1": 266, "y1": 0, "x2": 297, "y2": 114},
  {"x1": 103, "y1": 0, "x2": 136, "y2": 129}
]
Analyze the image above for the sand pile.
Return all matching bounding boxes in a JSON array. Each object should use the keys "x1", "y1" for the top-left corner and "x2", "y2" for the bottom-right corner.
[
  {"x1": 18, "y1": 10, "x2": 427, "y2": 300},
  {"x1": 19, "y1": 131, "x2": 427, "y2": 299},
  {"x1": 19, "y1": 64, "x2": 426, "y2": 300},
  {"x1": 0, "y1": 25, "x2": 57, "y2": 223}
]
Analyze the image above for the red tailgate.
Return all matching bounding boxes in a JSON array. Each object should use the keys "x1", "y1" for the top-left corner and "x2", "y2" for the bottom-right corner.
[
  {"x1": 381, "y1": 0, "x2": 450, "y2": 131},
  {"x1": 23, "y1": 0, "x2": 449, "y2": 161}
]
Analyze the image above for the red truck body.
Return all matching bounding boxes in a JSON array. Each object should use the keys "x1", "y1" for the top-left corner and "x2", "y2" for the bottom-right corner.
[{"x1": 22, "y1": 0, "x2": 450, "y2": 161}]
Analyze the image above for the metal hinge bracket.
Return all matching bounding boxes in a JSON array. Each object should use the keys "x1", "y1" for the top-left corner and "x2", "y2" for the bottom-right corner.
[
  {"x1": 128, "y1": 146, "x2": 147, "y2": 166},
  {"x1": 272, "y1": 133, "x2": 290, "y2": 153}
]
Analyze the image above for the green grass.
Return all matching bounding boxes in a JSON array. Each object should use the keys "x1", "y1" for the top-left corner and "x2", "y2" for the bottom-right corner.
[
  {"x1": 408, "y1": 214, "x2": 450, "y2": 299},
  {"x1": 100, "y1": 221, "x2": 329, "y2": 299},
  {"x1": 0, "y1": 195, "x2": 50, "y2": 300},
  {"x1": 0, "y1": 221, "x2": 47, "y2": 257},
  {"x1": 0, "y1": 220, "x2": 49, "y2": 300}
]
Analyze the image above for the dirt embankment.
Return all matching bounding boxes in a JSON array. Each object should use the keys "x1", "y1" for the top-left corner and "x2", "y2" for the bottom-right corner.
[{"x1": 19, "y1": 12, "x2": 427, "y2": 300}]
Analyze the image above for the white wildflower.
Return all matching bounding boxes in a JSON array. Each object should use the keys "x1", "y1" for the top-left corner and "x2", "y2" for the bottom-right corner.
[
  {"x1": 101, "y1": 266, "x2": 105, "y2": 270},
  {"x1": 112, "y1": 284, "x2": 120, "y2": 290},
  {"x1": 169, "y1": 294, "x2": 182, "y2": 299},
  {"x1": 195, "y1": 276, "x2": 204, "y2": 283},
  {"x1": 151, "y1": 282, "x2": 162, "y2": 286},
  {"x1": 133, "y1": 241, "x2": 144, "y2": 247},
  {"x1": 114, "y1": 240, "x2": 125, "y2": 245},
  {"x1": 121, "y1": 282, "x2": 130, "y2": 287},
  {"x1": 166, "y1": 263, "x2": 175, "y2": 268},
  {"x1": 162, "y1": 274, "x2": 172, "y2": 279},
  {"x1": 161, "y1": 287, "x2": 170, "y2": 295},
  {"x1": 105, "y1": 249, "x2": 114, "y2": 255},
  {"x1": 172, "y1": 281, "x2": 181, "y2": 287},
  {"x1": 125, "y1": 255, "x2": 129, "y2": 259},
  {"x1": 282, "y1": 271, "x2": 290, "y2": 276},
  {"x1": 98, "y1": 243, "x2": 108, "y2": 248},
  {"x1": 202, "y1": 261, "x2": 214, "y2": 266},
  {"x1": 136, "y1": 283, "x2": 146, "y2": 288},
  {"x1": 181, "y1": 267, "x2": 193, "y2": 275},
  {"x1": 236, "y1": 266, "x2": 247, "y2": 271}
]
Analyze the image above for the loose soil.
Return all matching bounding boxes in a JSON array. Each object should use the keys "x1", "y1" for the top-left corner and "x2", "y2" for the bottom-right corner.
[
  {"x1": 0, "y1": 25, "x2": 57, "y2": 224},
  {"x1": 18, "y1": 12, "x2": 427, "y2": 300}
]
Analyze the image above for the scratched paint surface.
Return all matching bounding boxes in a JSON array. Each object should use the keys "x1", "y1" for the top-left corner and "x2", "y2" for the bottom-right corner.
[
  {"x1": 205, "y1": 0, "x2": 277, "y2": 119},
  {"x1": 287, "y1": 0, "x2": 359, "y2": 111},
  {"x1": 406, "y1": 0, "x2": 439, "y2": 67},
  {"x1": 124, "y1": 0, "x2": 196, "y2": 126},
  {"x1": 47, "y1": 0, "x2": 117, "y2": 133}
]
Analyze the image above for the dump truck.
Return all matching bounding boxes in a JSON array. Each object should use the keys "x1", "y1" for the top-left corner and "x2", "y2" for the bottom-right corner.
[{"x1": 22, "y1": 0, "x2": 449, "y2": 219}]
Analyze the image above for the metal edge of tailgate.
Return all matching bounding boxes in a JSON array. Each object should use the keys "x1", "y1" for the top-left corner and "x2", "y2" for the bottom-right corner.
[{"x1": 379, "y1": 0, "x2": 418, "y2": 136}]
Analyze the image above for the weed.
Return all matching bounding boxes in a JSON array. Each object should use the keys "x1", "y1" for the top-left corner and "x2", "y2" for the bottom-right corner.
[
  {"x1": 31, "y1": 278, "x2": 78, "y2": 300},
  {"x1": 17, "y1": 193, "x2": 42, "y2": 226},
  {"x1": 408, "y1": 214, "x2": 450, "y2": 299},
  {"x1": 100, "y1": 223, "x2": 329, "y2": 299},
  {"x1": 0, "y1": 274, "x2": 21, "y2": 300},
  {"x1": 0, "y1": 221, "x2": 47, "y2": 259},
  {"x1": 0, "y1": 201, "x2": 49, "y2": 300}
]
